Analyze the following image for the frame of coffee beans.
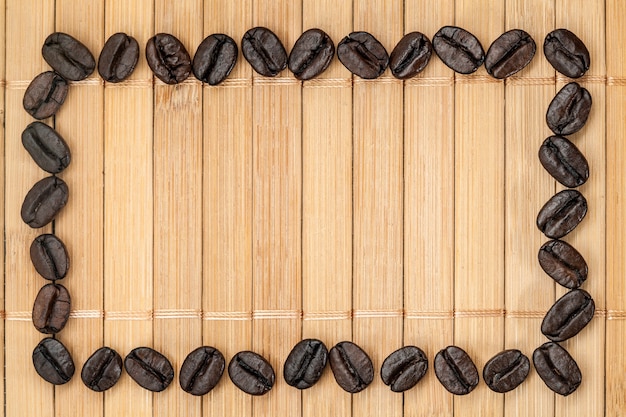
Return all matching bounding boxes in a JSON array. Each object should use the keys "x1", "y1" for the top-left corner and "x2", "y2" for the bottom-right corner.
[{"x1": 21, "y1": 25, "x2": 594, "y2": 397}]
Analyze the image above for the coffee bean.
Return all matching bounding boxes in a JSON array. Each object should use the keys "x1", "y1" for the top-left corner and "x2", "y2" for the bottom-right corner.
[
  {"x1": 538, "y1": 239, "x2": 588, "y2": 289},
  {"x1": 432, "y1": 26, "x2": 485, "y2": 74},
  {"x1": 42, "y1": 32, "x2": 95, "y2": 81},
  {"x1": 241, "y1": 27, "x2": 288, "y2": 77},
  {"x1": 22, "y1": 122, "x2": 71, "y2": 174},
  {"x1": 546, "y1": 82, "x2": 592, "y2": 136},
  {"x1": 380, "y1": 346, "x2": 428, "y2": 392},
  {"x1": 288, "y1": 29, "x2": 335, "y2": 80},
  {"x1": 23, "y1": 71, "x2": 69, "y2": 120},
  {"x1": 179, "y1": 346, "x2": 225, "y2": 396},
  {"x1": 98, "y1": 32, "x2": 140, "y2": 83},
  {"x1": 536, "y1": 189, "x2": 587, "y2": 239},
  {"x1": 30, "y1": 234, "x2": 70, "y2": 281},
  {"x1": 434, "y1": 345, "x2": 479, "y2": 395},
  {"x1": 482, "y1": 349, "x2": 530, "y2": 393},
  {"x1": 33, "y1": 337, "x2": 75, "y2": 385},
  {"x1": 192, "y1": 34, "x2": 238, "y2": 85},
  {"x1": 283, "y1": 338, "x2": 328, "y2": 389},
  {"x1": 32, "y1": 283, "x2": 71, "y2": 334},
  {"x1": 328, "y1": 341, "x2": 374, "y2": 393},
  {"x1": 228, "y1": 350, "x2": 275, "y2": 395},
  {"x1": 484, "y1": 29, "x2": 536, "y2": 79},
  {"x1": 124, "y1": 347, "x2": 174, "y2": 392},
  {"x1": 146, "y1": 33, "x2": 192, "y2": 84},
  {"x1": 542, "y1": 289, "x2": 595, "y2": 342},
  {"x1": 337, "y1": 31, "x2": 389, "y2": 79},
  {"x1": 389, "y1": 32, "x2": 432, "y2": 79},
  {"x1": 533, "y1": 342, "x2": 581, "y2": 396},
  {"x1": 544, "y1": 28, "x2": 590, "y2": 79},
  {"x1": 81, "y1": 347, "x2": 123, "y2": 392},
  {"x1": 21, "y1": 175, "x2": 69, "y2": 229},
  {"x1": 539, "y1": 135, "x2": 589, "y2": 188}
]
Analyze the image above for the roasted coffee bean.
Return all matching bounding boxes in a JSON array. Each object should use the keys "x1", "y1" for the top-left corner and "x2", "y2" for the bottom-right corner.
[
  {"x1": 539, "y1": 135, "x2": 589, "y2": 188},
  {"x1": 21, "y1": 176, "x2": 69, "y2": 229},
  {"x1": 288, "y1": 29, "x2": 335, "y2": 80},
  {"x1": 434, "y1": 345, "x2": 479, "y2": 395},
  {"x1": 98, "y1": 32, "x2": 140, "y2": 82},
  {"x1": 337, "y1": 32, "x2": 388, "y2": 79},
  {"x1": 180, "y1": 346, "x2": 225, "y2": 396},
  {"x1": 32, "y1": 283, "x2": 71, "y2": 334},
  {"x1": 538, "y1": 239, "x2": 588, "y2": 289},
  {"x1": 484, "y1": 29, "x2": 536, "y2": 79},
  {"x1": 380, "y1": 346, "x2": 428, "y2": 392},
  {"x1": 124, "y1": 347, "x2": 174, "y2": 392},
  {"x1": 23, "y1": 71, "x2": 69, "y2": 120},
  {"x1": 22, "y1": 122, "x2": 71, "y2": 174},
  {"x1": 30, "y1": 234, "x2": 70, "y2": 281},
  {"x1": 33, "y1": 337, "x2": 75, "y2": 385},
  {"x1": 536, "y1": 189, "x2": 587, "y2": 239},
  {"x1": 546, "y1": 82, "x2": 592, "y2": 136},
  {"x1": 42, "y1": 32, "x2": 95, "y2": 81},
  {"x1": 283, "y1": 338, "x2": 328, "y2": 389},
  {"x1": 542, "y1": 289, "x2": 595, "y2": 342},
  {"x1": 544, "y1": 28, "x2": 590, "y2": 79},
  {"x1": 145, "y1": 33, "x2": 192, "y2": 84},
  {"x1": 81, "y1": 347, "x2": 123, "y2": 392},
  {"x1": 241, "y1": 27, "x2": 288, "y2": 77},
  {"x1": 483, "y1": 349, "x2": 530, "y2": 393},
  {"x1": 228, "y1": 351, "x2": 275, "y2": 395},
  {"x1": 329, "y1": 341, "x2": 374, "y2": 393},
  {"x1": 432, "y1": 26, "x2": 485, "y2": 74},
  {"x1": 533, "y1": 342, "x2": 581, "y2": 396},
  {"x1": 389, "y1": 32, "x2": 432, "y2": 79},
  {"x1": 192, "y1": 34, "x2": 238, "y2": 85}
]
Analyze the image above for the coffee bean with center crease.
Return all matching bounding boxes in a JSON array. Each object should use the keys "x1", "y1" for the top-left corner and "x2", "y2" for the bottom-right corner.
[
  {"x1": 484, "y1": 29, "x2": 536, "y2": 79},
  {"x1": 432, "y1": 26, "x2": 485, "y2": 74},
  {"x1": 483, "y1": 349, "x2": 530, "y2": 393},
  {"x1": 98, "y1": 32, "x2": 140, "y2": 83},
  {"x1": 228, "y1": 351, "x2": 275, "y2": 395},
  {"x1": 389, "y1": 32, "x2": 432, "y2": 79},
  {"x1": 539, "y1": 135, "x2": 589, "y2": 188},
  {"x1": 42, "y1": 32, "x2": 95, "y2": 81},
  {"x1": 81, "y1": 347, "x2": 123, "y2": 392},
  {"x1": 380, "y1": 346, "x2": 428, "y2": 392},
  {"x1": 23, "y1": 71, "x2": 69, "y2": 120},
  {"x1": 538, "y1": 239, "x2": 588, "y2": 289},
  {"x1": 329, "y1": 341, "x2": 374, "y2": 393},
  {"x1": 21, "y1": 176, "x2": 69, "y2": 229},
  {"x1": 546, "y1": 82, "x2": 592, "y2": 136},
  {"x1": 288, "y1": 29, "x2": 335, "y2": 80},
  {"x1": 337, "y1": 31, "x2": 389, "y2": 79},
  {"x1": 434, "y1": 345, "x2": 479, "y2": 395},
  {"x1": 179, "y1": 346, "x2": 225, "y2": 396},
  {"x1": 283, "y1": 338, "x2": 328, "y2": 389},
  {"x1": 241, "y1": 27, "x2": 288, "y2": 77},
  {"x1": 124, "y1": 347, "x2": 174, "y2": 392},
  {"x1": 537, "y1": 189, "x2": 587, "y2": 239},
  {"x1": 30, "y1": 234, "x2": 70, "y2": 281},
  {"x1": 22, "y1": 122, "x2": 71, "y2": 174},
  {"x1": 542, "y1": 289, "x2": 595, "y2": 342},
  {"x1": 544, "y1": 28, "x2": 590, "y2": 79},
  {"x1": 33, "y1": 337, "x2": 75, "y2": 385},
  {"x1": 146, "y1": 33, "x2": 191, "y2": 84},
  {"x1": 192, "y1": 34, "x2": 238, "y2": 85},
  {"x1": 533, "y1": 342, "x2": 581, "y2": 396},
  {"x1": 32, "y1": 283, "x2": 71, "y2": 334}
]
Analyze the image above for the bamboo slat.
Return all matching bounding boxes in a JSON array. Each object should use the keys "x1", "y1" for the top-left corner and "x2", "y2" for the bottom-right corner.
[{"x1": 0, "y1": 0, "x2": 5, "y2": 414}]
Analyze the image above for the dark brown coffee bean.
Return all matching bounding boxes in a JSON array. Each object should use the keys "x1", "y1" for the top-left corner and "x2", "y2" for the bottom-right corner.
[
  {"x1": 546, "y1": 82, "x2": 592, "y2": 136},
  {"x1": 538, "y1": 239, "x2": 588, "y2": 289},
  {"x1": 23, "y1": 71, "x2": 69, "y2": 120},
  {"x1": 124, "y1": 347, "x2": 174, "y2": 392},
  {"x1": 30, "y1": 234, "x2": 70, "y2": 281},
  {"x1": 542, "y1": 289, "x2": 595, "y2": 342},
  {"x1": 380, "y1": 346, "x2": 428, "y2": 392},
  {"x1": 33, "y1": 337, "x2": 75, "y2": 385},
  {"x1": 389, "y1": 32, "x2": 432, "y2": 79},
  {"x1": 483, "y1": 349, "x2": 530, "y2": 393},
  {"x1": 484, "y1": 29, "x2": 536, "y2": 79},
  {"x1": 533, "y1": 342, "x2": 581, "y2": 396},
  {"x1": 228, "y1": 350, "x2": 275, "y2": 395},
  {"x1": 192, "y1": 34, "x2": 238, "y2": 85},
  {"x1": 32, "y1": 283, "x2": 71, "y2": 334},
  {"x1": 539, "y1": 135, "x2": 589, "y2": 188},
  {"x1": 544, "y1": 28, "x2": 590, "y2": 79},
  {"x1": 81, "y1": 347, "x2": 123, "y2": 392},
  {"x1": 283, "y1": 338, "x2": 328, "y2": 389},
  {"x1": 434, "y1": 345, "x2": 479, "y2": 395},
  {"x1": 537, "y1": 189, "x2": 587, "y2": 239},
  {"x1": 21, "y1": 176, "x2": 69, "y2": 229},
  {"x1": 22, "y1": 122, "x2": 71, "y2": 174},
  {"x1": 337, "y1": 32, "x2": 389, "y2": 79},
  {"x1": 241, "y1": 27, "x2": 288, "y2": 77},
  {"x1": 329, "y1": 341, "x2": 374, "y2": 393},
  {"x1": 98, "y1": 32, "x2": 140, "y2": 83},
  {"x1": 42, "y1": 32, "x2": 95, "y2": 81},
  {"x1": 146, "y1": 33, "x2": 191, "y2": 84},
  {"x1": 179, "y1": 346, "x2": 225, "y2": 396},
  {"x1": 288, "y1": 29, "x2": 335, "y2": 80},
  {"x1": 432, "y1": 26, "x2": 485, "y2": 74}
]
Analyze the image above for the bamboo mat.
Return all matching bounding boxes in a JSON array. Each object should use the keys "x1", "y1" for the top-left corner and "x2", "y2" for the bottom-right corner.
[{"x1": 1, "y1": 0, "x2": 624, "y2": 416}]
